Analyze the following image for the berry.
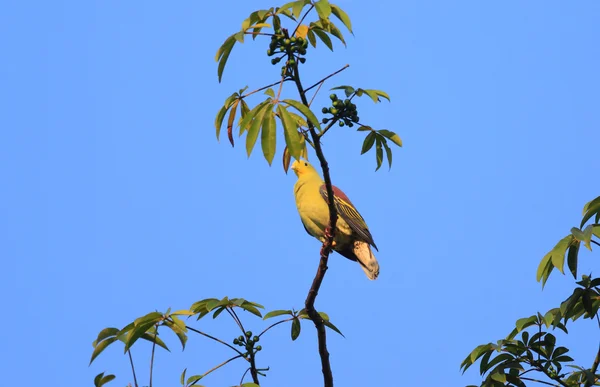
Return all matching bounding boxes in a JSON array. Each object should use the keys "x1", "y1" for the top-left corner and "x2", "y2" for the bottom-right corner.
[
  {"x1": 339, "y1": 121, "x2": 345, "y2": 127},
  {"x1": 253, "y1": 336, "x2": 260, "y2": 342},
  {"x1": 348, "y1": 122, "x2": 354, "y2": 127},
  {"x1": 322, "y1": 107, "x2": 329, "y2": 114},
  {"x1": 322, "y1": 118, "x2": 329, "y2": 124},
  {"x1": 287, "y1": 59, "x2": 296, "y2": 66},
  {"x1": 299, "y1": 48, "x2": 307, "y2": 55},
  {"x1": 271, "y1": 58, "x2": 280, "y2": 65},
  {"x1": 256, "y1": 345, "x2": 262, "y2": 351},
  {"x1": 245, "y1": 331, "x2": 252, "y2": 338},
  {"x1": 330, "y1": 94, "x2": 338, "y2": 101},
  {"x1": 290, "y1": 37, "x2": 297, "y2": 43},
  {"x1": 299, "y1": 57, "x2": 306, "y2": 64},
  {"x1": 233, "y1": 338, "x2": 239, "y2": 345},
  {"x1": 330, "y1": 108, "x2": 338, "y2": 115}
]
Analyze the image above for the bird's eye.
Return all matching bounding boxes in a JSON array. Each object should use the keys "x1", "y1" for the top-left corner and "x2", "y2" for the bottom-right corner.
[{"x1": 304, "y1": 162, "x2": 308, "y2": 166}]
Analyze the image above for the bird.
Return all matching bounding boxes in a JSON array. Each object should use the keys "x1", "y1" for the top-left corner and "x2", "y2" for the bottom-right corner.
[{"x1": 291, "y1": 159, "x2": 380, "y2": 280}]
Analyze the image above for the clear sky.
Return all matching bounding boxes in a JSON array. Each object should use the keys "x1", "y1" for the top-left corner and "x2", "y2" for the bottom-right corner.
[{"x1": 2, "y1": 1, "x2": 599, "y2": 386}]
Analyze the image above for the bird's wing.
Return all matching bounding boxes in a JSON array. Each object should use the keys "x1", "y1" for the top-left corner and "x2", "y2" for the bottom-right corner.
[{"x1": 320, "y1": 185, "x2": 378, "y2": 250}]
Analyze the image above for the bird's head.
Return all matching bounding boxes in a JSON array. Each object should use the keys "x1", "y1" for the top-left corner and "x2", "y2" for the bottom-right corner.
[{"x1": 291, "y1": 159, "x2": 318, "y2": 178}]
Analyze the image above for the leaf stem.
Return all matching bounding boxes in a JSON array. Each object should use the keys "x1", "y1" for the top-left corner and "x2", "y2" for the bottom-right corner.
[
  {"x1": 243, "y1": 79, "x2": 292, "y2": 100},
  {"x1": 304, "y1": 64, "x2": 350, "y2": 94},
  {"x1": 185, "y1": 325, "x2": 245, "y2": 357},
  {"x1": 149, "y1": 325, "x2": 158, "y2": 387},
  {"x1": 520, "y1": 376, "x2": 561, "y2": 386},
  {"x1": 189, "y1": 354, "x2": 244, "y2": 387},
  {"x1": 258, "y1": 317, "x2": 295, "y2": 337},
  {"x1": 127, "y1": 350, "x2": 139, "y2": 387}
]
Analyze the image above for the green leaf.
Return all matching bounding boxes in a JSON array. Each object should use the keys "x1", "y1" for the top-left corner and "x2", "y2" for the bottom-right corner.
[
  {"x1": 264, "y1": 88, "x2": 275, "y2": 98},
  {"x1": 239, "y1": 100, "x2": 269, "y2": 136},
  {"x1": 261, "y1": 109, "x2": 276, "y2": 165},
  {"x1": 314, "y1": 0, "x2": 332, "y2": 20},
  {"x1": 140, "y1": 333, "x2": 170, "y2": 351},
  {"x1": 312, "y1": 28, "x2": 333, "y2": 51},
  {"x1": 378, "y1": 129, "x2": 402, "y2": 147},
  {"x1": 361, "y1": 132, "x2": 376, "y2": 154},
  {"x1": 291, "y1": 317, "x2": 301, "y2": 340},
  {"x1": 278, "y1": 105, "x2": 303, "y2": 160},
  {"x1": 164, "y1": 318, "x2": 188, "y2": 350},
  {"x1": 234, "y1": 31, "x2": 244, "y2": 44},
  {"x1": 362, "y1": 89, "x2": 380, "y2": 103},
  {"x1": 93, "y1": 327, "x2": 120, "y2": 347},
  {"x1": 461, "y1": 343, "x2": 494, "y2": 373},
  {"x1": 186, "y1": 375, "x2": 203, "y2": 386},
  {"x1": 292, "y1": 0, "x2": 309, "y2": 19},
  {"x1": 330, "y1": 85, "x2": 355, "y2": 97},
  {"x1": 552, "y1": 235, "x2": 575, "y2": 275},
  {"x1": 536, "y1": 251, "x2": 553, "y2": 286},
  {"x1": 307, "y1": 29, "x2": 317, "y2": 47},
  {"x1": 171, "y1": 310, "x2": 195, "y2": 316},
  {"x1": 323, "y1": 320, "x2": 344, "y2": 337},
  {"x1": 327, "y1": 21, "x2": 346, "y2": 46},
  {"x1": 216, "y1": 34, "x2": 236, "y2": 83},
  {"x1": 215, "y1": 105, "x2": 228, "y2": 140},
  {"x1": 581, "y1": 196, "x2": 600, "y2": 227},
  {"x1": 490, "y1": 372, "x2": 506, "y2": 383},
  {"x1": 246, "y1": 102, "x2": 271, "y2": 157},
  {"x1": 263, "y1": 309, "x2": 293, "y2": 320},
  {"x1": 381, "y1": 138, "x2": 393, "y2": 170},
  {"x1": 238, "y1": 303, "x2": 263, "y2": 318},
  {"x1": 180, "y1": 368, "x2": 187, "y2": 386},
  {"x1": 375, "y1": 137, "x2": 383, "y2": 171},
  {"x1": 515, "y1": 315, "x2": 537, "y2": 332},
  {"x1": 94, "y1": 372, "x2": 116, "y2": 387},
  {"x1": 241, "y1": 384, "x2": 261, "y2": 387},
  {"x1": 330, "y1": 4, "x2": 352, "y2": 33},
  {"x1": 90, "y1": 336, "x2": 118, "y2": 365},
  {"x1": 567, "y1": 241, "x2": 580, "y2": 279},
  {"x1": 282, "y1": 99, "x2": 322, "y2": 131},
  {"x1": 212, "y1": 306, "x2": 226, "y2": 319},
  {"x1": 226, "y1": 99, "x2": 240, "y2": 147}
]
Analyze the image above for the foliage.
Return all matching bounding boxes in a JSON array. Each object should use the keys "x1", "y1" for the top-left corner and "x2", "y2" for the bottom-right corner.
[
  {"x1": 90, "y1": 297, "x2": 343, "y2": 387},
  {"x1": 462, "y1": 196, "x2": 600, "y2": 387}
]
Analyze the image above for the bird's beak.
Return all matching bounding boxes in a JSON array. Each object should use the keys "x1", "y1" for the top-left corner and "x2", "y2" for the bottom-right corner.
[{"x1": 290, "y1": 161, "x2": 299, "y2": 174}]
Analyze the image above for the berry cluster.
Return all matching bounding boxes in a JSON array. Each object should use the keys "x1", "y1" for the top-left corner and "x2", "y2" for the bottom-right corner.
[
  {"x1": 232, "y1": 330, "x2": 262, "y2": 357},
  {"x1": 267, "y1": 29, "x2": 309, "y2": 76},
  {"x1": 321, "y1": 94, "x2": 360, "y2": 127}
]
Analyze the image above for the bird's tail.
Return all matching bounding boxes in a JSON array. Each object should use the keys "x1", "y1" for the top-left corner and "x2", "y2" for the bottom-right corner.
[{"x1": 337, "y1": 241, "x2": 380, "y2": 280}]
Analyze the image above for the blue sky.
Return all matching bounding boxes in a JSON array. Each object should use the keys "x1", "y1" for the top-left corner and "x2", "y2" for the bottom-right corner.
[{"x1": 2, "y1": 1, "x2": 599, "y2": 386}]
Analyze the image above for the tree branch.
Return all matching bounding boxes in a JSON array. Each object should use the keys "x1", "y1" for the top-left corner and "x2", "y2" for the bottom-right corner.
[
  {"x1": 591, "y1": 239, "x2": 600, "y2": 247},
  {"x1": 242, "y1": 79, "x2": 292, "y2": 99},
  {"x1": 589, "y1": 342, "x2": 600, "y2": 387},
  {"x1": 293, "y1": 59, "x2": 337, "y2": 387}
]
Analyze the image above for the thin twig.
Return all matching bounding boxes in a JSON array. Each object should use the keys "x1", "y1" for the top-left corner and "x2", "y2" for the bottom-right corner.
[
  {"x1": 318, "y1": 119, "x2": 339, "y2": 139},
  {"x1": 149, "y1": 325, "x2": 158, "y2": 387},
  {"x1": 242, "y1": 79, "x2": 292, "y2": 100},
  {"x1": 240, "y1": 367, "x2": 251, "y2": 386},
  {"x1": 520, "y1": 376, "x2": 560, "y2": 386},
  {"x1": 534, "y1": 365, "x2": 570, "y2": 387},
  {"x1": 189, "y1": 355, "x2": 244, "y2": 387},
  {"x1": 293, "y1": 57, "x2": 337, "y2": 387},
  {"x1": 244, "y1": 31, "x2": 275, "y2": 37},
  {"x1": 308, "y1": 80, "x2": 324, "y2": 107},
  {"x1": 258, "y1": 318, "x2": 294, "y2": 337},
  {"x1": 591, "y1": 240, "x2": 600, "y2": 247},
  {"x1": 292, "y1": 5, "x2": 315, "y2": 37},
  {"x1": 226, "y1": 307, "x2": 246, "y2": 334},
  {"x1": 304, "y1": 64, "x2": 350, "y2": 94},
  {"x1": 185, "y1": 325, "x2": 245, "y2": 356},
  {"x1": 127, "y1": 350, "x2": 139, "y2": 387}
]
